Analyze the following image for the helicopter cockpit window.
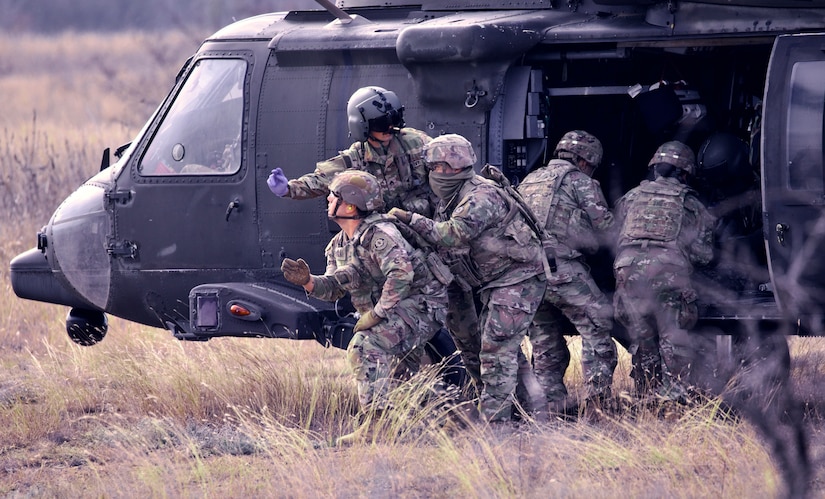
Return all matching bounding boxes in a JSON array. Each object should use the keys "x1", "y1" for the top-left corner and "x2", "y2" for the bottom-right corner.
[
  {"x1": 786, "y1": 61, "x2": 825, "y2": 191},
  {"x1": 139, "y1": 58, "x2": 245, "y2": 176}
]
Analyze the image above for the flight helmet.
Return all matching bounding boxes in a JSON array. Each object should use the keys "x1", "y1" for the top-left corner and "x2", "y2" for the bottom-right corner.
[
  {"x1": 347, "y1": 86, "x2": 405, "y2": 140},
  {"x1": 554, "y1": 130, "x2": 603, "y2": 166},
  {"x1": 648, "y1": 140, "x2": 696, "y2": 175},
  {"x1": 328, "y1": 170, "x2": 385, "y2": 213},
  {"x1": 697, "y1": 132, "x2": 752, "y2": 197},
  {"x1": 423, "y1": 134, "x2": 477, "y2": 170}
]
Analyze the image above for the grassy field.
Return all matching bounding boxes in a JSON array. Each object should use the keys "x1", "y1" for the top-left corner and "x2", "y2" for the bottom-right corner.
[{"x1": 1, "y1": 30, "x2": 824, "y2": 497}]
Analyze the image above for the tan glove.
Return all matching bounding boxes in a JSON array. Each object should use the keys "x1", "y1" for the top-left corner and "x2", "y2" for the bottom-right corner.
[
  {"x1": 387, "y1": 207, "x2": 413, "y2": 224},
  {"x1": 281, "y1": 258, "x2": 310, "y2": 286},
  {"x1": 354, "y1": 309, "x2": 383, "y2": 332}
]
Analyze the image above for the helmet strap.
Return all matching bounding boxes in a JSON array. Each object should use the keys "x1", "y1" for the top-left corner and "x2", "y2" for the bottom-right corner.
[{"x1": 329, "y1": 196, "x2": 365, "y2": 221}]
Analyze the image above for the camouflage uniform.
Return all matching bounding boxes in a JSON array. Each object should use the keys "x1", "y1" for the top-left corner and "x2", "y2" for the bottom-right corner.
[
  {"x1": 408, "y1": 167, "x2": 546, "y2": 422},
  {"x1": 613, "y1": 142, "x2": 715, "y2": 400},
  {"x1": 310, "y1": 211, "x2": 448, "y2": 410},
  {"x1": 286, "y1": 128, "x2": 436, "y2": 217},
  {"x1": 518, "y1": 155, "x2": 617, "y2": 402}
]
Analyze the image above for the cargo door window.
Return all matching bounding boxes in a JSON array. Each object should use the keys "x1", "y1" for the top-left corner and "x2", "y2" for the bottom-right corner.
[
  {"x1": 786, "y1": 61, "x2": 825, "y2": 191},
  {"x1": 139, "y1": 58, "x2": 246, "y2": 176}
]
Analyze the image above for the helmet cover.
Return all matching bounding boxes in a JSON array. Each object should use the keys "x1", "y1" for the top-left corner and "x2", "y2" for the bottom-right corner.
[
  {"x1": 329, "y1": 170, "x2": 385, "y2": 212},
  {"x1": 422, "y1": 134, "x2": 477, "y2": 170},
  {"x1": 554, "y1": 130, "x2": 603, "y2": 166},
  {"x1": 648, "y1": 140, "x2": 696, "y2": 175}
]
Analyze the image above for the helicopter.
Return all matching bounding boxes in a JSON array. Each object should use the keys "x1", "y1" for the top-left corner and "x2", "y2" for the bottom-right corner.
[{"x1": 9, "y1": 0, "x2": 825, "y2": 364}]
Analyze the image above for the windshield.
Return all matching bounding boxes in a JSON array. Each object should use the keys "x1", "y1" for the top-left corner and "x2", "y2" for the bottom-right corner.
[{"x1": 139, "y1": 58, "x2": 246, "y2": 176}]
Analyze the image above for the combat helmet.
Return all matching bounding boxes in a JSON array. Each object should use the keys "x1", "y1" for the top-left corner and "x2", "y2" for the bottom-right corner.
[
  {"x1": 347, "y1": 86, "x2": 405, "y2": 140},
  {"x1": 648, "y1": 140, "x2": 696, "y2": 175},
  {"x1": 329, "y1": 170, "x2": 385, "y2": 213},
  {"x1": 423, "y1": 134, "x2": 477, "y2": 170},
  {"x1": 554, "y1": 130, "x2": 603, "y2": 166}
]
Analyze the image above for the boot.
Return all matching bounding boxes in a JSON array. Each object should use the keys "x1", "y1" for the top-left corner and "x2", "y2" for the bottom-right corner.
[
  {"x1": 546, "y1": 395, "x2": 579, "y2": 419},
  {"x1": 332, "y1": 410, "x2": 383, "y2": 447}
]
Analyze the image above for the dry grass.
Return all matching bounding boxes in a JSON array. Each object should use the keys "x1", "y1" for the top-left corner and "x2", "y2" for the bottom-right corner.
[{"x1": 1, "y1": 30, "x2": 824, "y2": 498}]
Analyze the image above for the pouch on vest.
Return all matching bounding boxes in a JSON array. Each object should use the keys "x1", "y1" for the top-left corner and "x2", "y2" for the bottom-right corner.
[
  {"x1": 503, "y1": 219, "x2": 541, "y2": 263},
  {"x1": 427, "y1": 251, "x2": 454, "y2": 286},
  {"x1": 444, "y1": 250, "x2": 484, "y2": 290}
]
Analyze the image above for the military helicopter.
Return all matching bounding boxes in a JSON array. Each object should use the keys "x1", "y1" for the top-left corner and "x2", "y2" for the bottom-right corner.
[{"x1": 10, "y1": 0, "x2": 825, "y2": 363}]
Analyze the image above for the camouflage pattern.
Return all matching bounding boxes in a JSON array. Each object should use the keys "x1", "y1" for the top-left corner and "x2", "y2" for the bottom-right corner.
[
  {"x1": 310, "y1": 213, "x2": 448, "y2": 410},
  {"x1": 410, "y1": 176, "x2": 544, "y2": 288},
  {"x1": 407, "y1": 173, "x2": 546, "y2": 421},
  {"x1": 518, "y1": 158, "x2": 617, "y2": 401},
  {"x1": 446, "y1": 283, "x2": 482, "y2": 388},
  {"x1": 520, "y1": 159, "x2": 614, "y2": 260},
  {"x1": 477, "y1": 275, "x2": 545, "y2": 421},
  {"x1": 287, "y1": 127, "x2": 435, "y2": 217},
  {"x1": 328, "y1": 170, "x2": 385, "y2": 212},
  {"x1": 613, "y1": 175, "x2": 715, "y2": 400},
  {"x1": 422, "y1": 133, "x2": 477, "y2": 170},
  {"x1": 648, "y1": 140, "x2": 696, "y2": 175},
  {"x1": 554, "y1": 130, "x2": 603, "y2": 166}
]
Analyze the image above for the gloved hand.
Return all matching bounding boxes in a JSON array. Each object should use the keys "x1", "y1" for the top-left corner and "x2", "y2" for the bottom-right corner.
[
  {"x1": 267, "y1": 167, "x2": 290, "y2": 197},
  {"x1": 354, "y1": 309, "x2": 383, "y2": 332},
  {"x1": 387, "y1": 207, "x2": 412, "y2": 224},
  {"x1": 281, "y1": 258, "x2": 311, "y2": 286}
]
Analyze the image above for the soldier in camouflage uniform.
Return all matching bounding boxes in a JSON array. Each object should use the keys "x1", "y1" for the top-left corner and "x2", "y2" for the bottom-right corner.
[
  {"x1": 280, "y1": 170, "x2": 448, "y2": 444},
  {"x1": 267, "y1": 86, "x2": 436, "y2": 217},
  {"x1": 517, "y1": 130, "x2": 618, "y2": 411},
  {"x1": 613, "y1": 141, "x2": 715, "y2": 402},
  {"x1": 389, "y1": 134, "x2": 547, "y2": 422}
]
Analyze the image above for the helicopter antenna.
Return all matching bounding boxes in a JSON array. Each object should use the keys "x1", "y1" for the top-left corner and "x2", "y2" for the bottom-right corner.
[{"x1": 314, "y1": 0, "x2": 353, "y2": 23}]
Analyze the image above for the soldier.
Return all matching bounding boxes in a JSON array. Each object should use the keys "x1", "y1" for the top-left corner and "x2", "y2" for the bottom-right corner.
[
  {"x1": 517, "y1": 130, "x2": 618, "y2": 413},
  {"x1": 613, "y1": 141, "x2": 715, "y2": 403},
  {"x1": 389, "y1": 134, "x2": 547, "y2": 423},
  {"x1": 267, "y1": 85, "x2": 436, "y2": 217},
  {"x1": 280, "y1": 170, "x2": 448, "y2": 445}
]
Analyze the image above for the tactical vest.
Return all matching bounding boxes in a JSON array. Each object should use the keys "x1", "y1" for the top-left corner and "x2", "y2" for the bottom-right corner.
[
  {"x1": 330, "y1": 214, "x2": 450, "y2": 311},
  {"x1": 341, "y1": 130, "x2": 426, "y2": 194},
  {"x1": 620, "y1": 179, "x2": 693, "y2": 246},
  {"x1": 518, "y1": 159, "x2": 578, "y2": 242},
  {"x1": 440, "y1": 174, "x2": 543, "y2": 289}
]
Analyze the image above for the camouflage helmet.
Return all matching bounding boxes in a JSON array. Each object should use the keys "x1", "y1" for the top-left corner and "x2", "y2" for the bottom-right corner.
[
  {"x1": 347, "y1": 86, "x2": 405, "y2": 140},
  {"x1": 329, "y1": 170, "x2": 385, "y2": 212},
  {"x1": 554, "y1": 130, "x2": 603, "y2": 166},
  {"x1": 423, "y1": 134, "x2": 477, "y2": 170},
  {"x1": 648, "y1": 140, "x2": 696, "y2": 175}
]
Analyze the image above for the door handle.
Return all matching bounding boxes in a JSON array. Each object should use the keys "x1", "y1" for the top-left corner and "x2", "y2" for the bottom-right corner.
[
  {"x1": 776, "y1": 223, "x2": 788, "y2": 246},
  {"x1": 225, "y1": 198, "x2": 241, "y2": 221}
]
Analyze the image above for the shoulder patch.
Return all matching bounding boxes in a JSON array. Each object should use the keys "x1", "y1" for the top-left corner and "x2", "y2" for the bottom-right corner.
[{"x1": 372, "y1": 234, "x2": 388, "y2": 252}]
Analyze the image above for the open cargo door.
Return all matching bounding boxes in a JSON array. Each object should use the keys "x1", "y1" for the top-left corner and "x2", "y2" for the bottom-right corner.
[{"x1": 762, "y1": 33, "x2": 825, "y2": 333}]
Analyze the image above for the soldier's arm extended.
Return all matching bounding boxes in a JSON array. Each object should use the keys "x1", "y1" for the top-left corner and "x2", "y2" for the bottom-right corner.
[
  {"x1": 306, "y1": 239, "x2": 349, "y2": 302},
  {"x1": 407, "y1": 188, "x2": 502, "y2": 248},
  {"x1": 685, "y1": 195, "x2": 715, "y2": 267},
  {"x1": 286, "y1": 151, "x2": 351, "y2": 200},
  {"x1": 367, "y1": 224, "x2": 416, "y2": 319},
  {"x1": 572, "y1": 173, "x2": 614, "y2": 231}
]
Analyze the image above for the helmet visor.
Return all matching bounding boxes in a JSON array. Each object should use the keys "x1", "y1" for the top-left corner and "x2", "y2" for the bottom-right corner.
[{"x1": 367, "y1": 109, "x2": 403, "y2": 133}]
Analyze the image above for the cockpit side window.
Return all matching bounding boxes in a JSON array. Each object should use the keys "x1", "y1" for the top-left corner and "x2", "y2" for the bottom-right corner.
[
  {"x1": 139, "y1": 58, "x2": 246, "y2": 176},
  {"x1": 786, "y1": 61, "x2": 825, "y2": 191}
]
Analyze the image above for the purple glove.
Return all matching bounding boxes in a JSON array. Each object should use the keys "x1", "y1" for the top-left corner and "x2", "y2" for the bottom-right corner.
[{"x1": 267, "y1": 167, "x2": 290, "y2": 197}]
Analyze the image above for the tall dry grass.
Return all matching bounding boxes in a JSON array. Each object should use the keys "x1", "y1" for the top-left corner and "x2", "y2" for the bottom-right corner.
[{"x1": 0, "y1": 30, "x2": 821, "y2": 498}]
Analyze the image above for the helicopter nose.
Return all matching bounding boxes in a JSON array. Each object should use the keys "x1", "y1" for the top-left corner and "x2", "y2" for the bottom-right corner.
[{"x1": 11, "y1": 182, "x2": 113, "y2": 310}]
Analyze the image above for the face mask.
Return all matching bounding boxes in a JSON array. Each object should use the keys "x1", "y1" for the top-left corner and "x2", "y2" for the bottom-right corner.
[{"x1": 428, "y1": 169, "x2": 474, "y2": 200}]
